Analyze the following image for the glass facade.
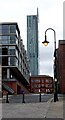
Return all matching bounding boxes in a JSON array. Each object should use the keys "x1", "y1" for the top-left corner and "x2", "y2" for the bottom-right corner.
[
  {"x1": 27, "y1": 15, "x2": 38, "y2": 75},
  {"x1": 0, "y1": 23, "x2": 30, "y2": 84}
]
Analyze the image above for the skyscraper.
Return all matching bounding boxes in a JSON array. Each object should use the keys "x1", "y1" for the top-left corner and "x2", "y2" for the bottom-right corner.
[{"x1": 27, "y1": 9, "x2": 39, "y2": 75}]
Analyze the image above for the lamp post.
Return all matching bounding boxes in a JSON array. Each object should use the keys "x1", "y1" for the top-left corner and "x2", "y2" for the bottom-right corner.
[{"x1": 42, "y1": 28, "x2": 58, "y2": 102}]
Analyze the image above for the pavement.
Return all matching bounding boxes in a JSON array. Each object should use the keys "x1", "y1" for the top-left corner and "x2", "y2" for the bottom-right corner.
[{"x1": 0, "y1": 94, "x2": 65, "y2": 120}]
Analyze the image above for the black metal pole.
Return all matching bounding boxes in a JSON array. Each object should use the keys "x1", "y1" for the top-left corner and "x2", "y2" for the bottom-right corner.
[
  {"x1": 55, "y1": 81, "x2": 58, "y2": 101},
  {"x1": 22, "y1": 93, "x2": 25, "y2": 103},
  {"x1": 6, "y1": 93, "x2": 9, "y2": 103},
  {"x1": 54, "y1": 82, "x2": 57, "y2": 102},
  {"x1": 39, "y1": 93, "x2": 41, "y2": 102}
]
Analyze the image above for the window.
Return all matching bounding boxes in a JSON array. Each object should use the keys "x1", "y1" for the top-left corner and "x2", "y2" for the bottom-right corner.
[
  {"x1": 0, "y1": 36, "x2": 2, "y2": 44},
  {"x1": 9, "y1": 49, "x2": 15, "y2": 55},
  {"x1": 10, "y1": 36, "x2": 16, "y2": 44},
  {"x1": 28, "y1": 17, "x2": 31, "y2": 28},
  {"x1": 2, "y1": 36, "x2": 10, "y2": 44},
  {"x1": 0, "y1": 25, "x2": 2, "y2": 33},
  {"x1": 46, "y1": 84, "x2": 52, "y2": 87},
  {"x1": 34, "y1": 84, "x2": 40, "y2": 88},
  {"x1": 48, "y1": 80, "x2": 52, "y2": 83},
  {"x1": 31, "y1": 79, "x2": 35, "y2": 83},
  {"x1": 35, "y1": 79, "x2": 40, "y2": 83},
  {"x1": 10, "y1": 25, "x2": 16, "y2": 33},
  {"x1": 42, "y1": 84, "x2": 44, "y2": 87},
  {"x1": 42, "y1": 79, "x2": 44, "y2": 83},
  {"x1": 10, "y1": 57, "x2": 15, "y2": 66},
  {"x1": 0, "y1": 48, "x2": 2, "y2": 55},
  {"x1": 9, "y1": 46, "x2": 15, "y2": 55},
  {"x1": 2, "y1": 25, "x2": 9, "y2": 34},
  {"x1": 2, "y1": 68, "x2": 7, "y2": 79},
  {"x1": 46, "y1": 79, "x2": 49, "y2": 83}
]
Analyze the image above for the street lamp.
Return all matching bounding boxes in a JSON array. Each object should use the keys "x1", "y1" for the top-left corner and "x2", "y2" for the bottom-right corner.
[{"x1": 42, "y1": 28, "x2": 58, "y2": 102}]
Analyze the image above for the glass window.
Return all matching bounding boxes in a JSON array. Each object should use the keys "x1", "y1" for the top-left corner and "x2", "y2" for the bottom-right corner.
[
  {"x1": 49, "y1": 80, "x2": 52, "y2": 83},
  {"x1": 42, "y1": 84, "x2": 44, "y2": 87},
  {"x1": 10, "y1": 35, "x2": 16, "y2": 44},
  {"x1": 2, "y1": 68, "x2": 7, "y2": 79},
  {"x1": 2, "y1": 25, "x2": 9, "y2": 34},
  {"x1": 46, "y1": 84, "x2": 52, "y2": 87},
  {"x1": 42, "y1": 79, "x2": 44, "y2": 82},
  {"x1": 10, "y1": 57, "x2": 15, "y2": 66},
  {"x1": 0, "y1": 36, "x2": 2, "y2": 40},
  {"x1": 0, "y1": 48, "x2": 2, "y2": 55},
  {"x1": 9, "y1": 46, "x2": 15, "y2": 55},
  {"x1": 46, "y1": 79, "x2": 49, "y2": 83},
  {"x1": 9, "y1": 49, "x2": 15, "y2": 55},
  {"x1": 2, "y1": 36, "x2": 10, "y2": 44},
  {"x1": 35, "y1": 79, "x2": 40, "y2": 83},
  {"x1": 10, "y1": 25, "x2": 16, "y2": 33},
  {"x1": 0, "y1": 25, "x2": 2, "y2": 33},
  {"x1": 31, "y1": 79, "x2": 35, "y2": 83},
  {"x1": 34, "y1": 84, "x2": 40, "y2": 88},
  {"x1": 0, "y1": 36, "x2": 2, "y2": 44}
]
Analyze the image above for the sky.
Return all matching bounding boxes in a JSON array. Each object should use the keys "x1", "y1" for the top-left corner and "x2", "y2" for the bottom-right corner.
[{"x1": 0, "y1": 0, "x2": 64, "y2": 77}]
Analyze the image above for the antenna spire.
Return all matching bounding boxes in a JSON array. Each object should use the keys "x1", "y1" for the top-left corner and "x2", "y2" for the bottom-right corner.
[{"x1": 37, "y1": 8, "x2": 39, "y2": 22}]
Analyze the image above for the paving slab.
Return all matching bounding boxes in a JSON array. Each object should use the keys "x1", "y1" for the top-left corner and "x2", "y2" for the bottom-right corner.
[{"x1": 1, "y1": 96, "x2": 64, "y2": 119}]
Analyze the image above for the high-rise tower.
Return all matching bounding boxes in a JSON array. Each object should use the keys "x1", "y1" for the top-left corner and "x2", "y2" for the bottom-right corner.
[{"x1": 27, "y1": 9, "x2": 39, "y2": 75}]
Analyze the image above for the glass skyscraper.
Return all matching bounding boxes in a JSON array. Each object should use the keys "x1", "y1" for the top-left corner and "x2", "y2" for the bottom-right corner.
[{"x1": 27, "y1": 10, "x2": 39, "y2": 75}]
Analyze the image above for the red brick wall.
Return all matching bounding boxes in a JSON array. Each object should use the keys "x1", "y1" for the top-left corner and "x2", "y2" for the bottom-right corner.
[
  {"x1": 7, "y1": 81, "x2": 17, "y2": 94},
  {"x1": 6, "y1": 81, "x2": 29, "y2": 94},
  {"x1": 30, "y1": 75, "x2": 53, "y2": 93},
  {"x1": 57, "y1": 41, "x2": 65, "y2": 93}
]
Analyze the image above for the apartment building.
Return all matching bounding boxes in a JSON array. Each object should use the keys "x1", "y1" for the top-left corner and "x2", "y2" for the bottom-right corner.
[{"x1": 0, "y1": 22, "x2": 30, "y2": 94}]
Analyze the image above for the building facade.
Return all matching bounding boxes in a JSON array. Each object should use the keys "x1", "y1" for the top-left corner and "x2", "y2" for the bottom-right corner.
[
  {"x1": 27, "y1": 10, "x2": 39, "y2": 75},
  {"x1": 0, "y1": 22, "x2": 30, "y2": 94},
  {"x1": 57, "y1": 40, "x2": 65, "y2": 93},
  {"x1": 30, "y1": 75, "x2": 53, "y2": 93}
]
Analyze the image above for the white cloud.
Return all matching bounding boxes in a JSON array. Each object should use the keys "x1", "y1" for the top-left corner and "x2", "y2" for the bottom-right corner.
[{"x1": 0, "y1": 0, "x2": 63, "y2": 76}]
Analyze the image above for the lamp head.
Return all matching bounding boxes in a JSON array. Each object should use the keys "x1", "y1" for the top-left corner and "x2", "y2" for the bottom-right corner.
[
  {"x1": 42, "y1": 34, "x2": 49, "y2": 46},
  {"x1": 55, "y1": 78, "x2": 57, "y2": 82},
  {"x1": 42, "y1": 40, "x2": 49, "y2": 46}
]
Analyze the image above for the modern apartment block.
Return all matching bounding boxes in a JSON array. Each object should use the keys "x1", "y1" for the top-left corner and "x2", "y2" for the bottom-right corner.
[
  {"x1": 0, "y1": 22, "x2": 30, "y2": 94},
  {"x1": 30, "y1": 75, "x2": 53, "y2": 93},
  {"x1": 57, "y1": 40, "x2": 65, "y2": 93},
  {"x1": 27, "y1": 9, "x2": 39, "y2": 75}
]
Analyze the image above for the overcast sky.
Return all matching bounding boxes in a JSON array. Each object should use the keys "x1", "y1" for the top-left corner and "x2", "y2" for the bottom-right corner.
[{"x1": 0, "y1": 0, "x2": 64, "y2": 77}]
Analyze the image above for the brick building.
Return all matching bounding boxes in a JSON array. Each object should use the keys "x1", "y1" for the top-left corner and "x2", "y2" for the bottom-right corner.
[
  {"x1": 57, "y1": 40, "x2": 65, "y2": 93},
  {"x1": 30, "y1": 75, "x2": 53, "y2": 93}
]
